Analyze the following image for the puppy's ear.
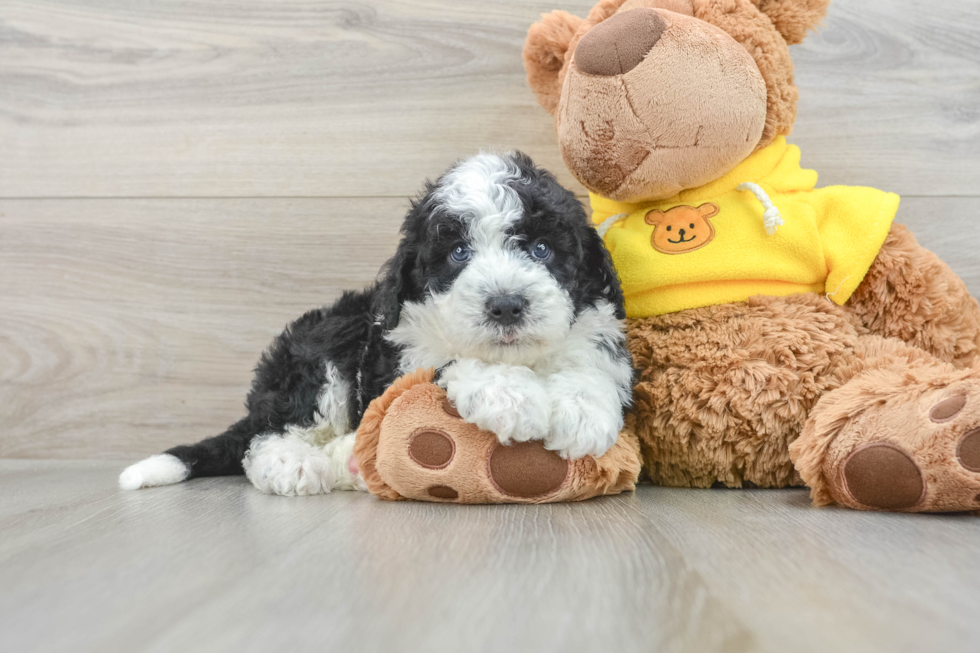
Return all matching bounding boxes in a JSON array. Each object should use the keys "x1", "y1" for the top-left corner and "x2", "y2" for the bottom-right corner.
[
  {"x1": 752, "y1": 0, "x2": 829, "y2": 45},
  {"x1": 581, "y1": 223, "x2": 627, "y2": 320},
  {"x1": 374, "y1": 196, "x2": 427, "y2": 331},
  {"x1": 523, "y1": 10, "x2": 584, "y2": 114}
]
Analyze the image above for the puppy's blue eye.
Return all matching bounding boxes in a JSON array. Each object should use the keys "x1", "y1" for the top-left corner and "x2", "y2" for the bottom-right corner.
[
  {"x1": 450, "y1": 244, "x2": 472, "y2": 263},
  {"x1": 531, "y1": 240, "x2": 552, "y2": 260}
]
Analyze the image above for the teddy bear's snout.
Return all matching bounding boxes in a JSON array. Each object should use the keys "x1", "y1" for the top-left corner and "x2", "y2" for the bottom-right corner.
[{"x1": 574, "y1": 8, "x2": 667, "y2": 76}]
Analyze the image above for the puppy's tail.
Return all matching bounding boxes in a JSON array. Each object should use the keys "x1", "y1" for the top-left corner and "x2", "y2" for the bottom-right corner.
[{"x1": 118, "y1": 417, "x2": 258, "y2": 490}]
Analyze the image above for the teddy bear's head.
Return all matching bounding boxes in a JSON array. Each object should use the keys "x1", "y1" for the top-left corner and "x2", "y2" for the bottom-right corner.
[{"x1": 523, "y1": 0, "x2": 828, "y2": 202}]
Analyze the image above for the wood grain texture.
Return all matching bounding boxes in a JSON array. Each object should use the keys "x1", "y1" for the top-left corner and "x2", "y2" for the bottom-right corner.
[
  {"x1": 2, "y1": 0, "x2": 979, "y2": 198},
  {"x1": 0, "y1": 198, "x2": 405, "y2": 458},
  {"x1": 1, "y1": 461, "x2": 978, "y2": 653},
  {"x1": 0, "y1": 0, "x2": 594, "y2": 198},
  {"x1": 791, "y1": 1, "x2": 980, "y2": 193},
  {"x1": 2, "y1": 197, "x2": 980, "y2": 459}
]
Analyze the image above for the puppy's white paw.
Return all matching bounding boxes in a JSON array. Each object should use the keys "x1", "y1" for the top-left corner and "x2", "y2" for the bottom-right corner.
[
  {"x1": 119, "y1": 454, "x2": 190, "y2": 490},
  {"x1": 546, "y1": 383, "x2": 623, "y2": 460},
  {"x1": 244, "y1": 434, "x2": 337, "y2": 496},
  {"x1": 322, "y1": 432, "x2": 368, "y2": 492},
  {"x1": 443, "y1": 360, "x2": 550, "y2": 445}
]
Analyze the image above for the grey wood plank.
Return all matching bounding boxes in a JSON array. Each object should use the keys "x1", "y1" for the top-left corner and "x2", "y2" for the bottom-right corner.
[
  {"x1": 632, "y1": 488, "x2": 980, "y2": 653},
  {"x1": 2, "y1": 0, "x2": 979, "y2": 198},
  {"x1": 0, "y1": 197, "x2": 405, "y2": 459},
  {"x1": 791, "y1": 1, "x2": 980, "y2": 193},
  {"x1": 0, "y1": 0, "x2": 595, "y2": 198},
  {"x1": 2, "y1": 460, "x2": 978, "y2": 653},
  {"x1": 0, "y1": 460, "x2": 751, "y2": 653},
  {"x1": 2, "y1": 196, "x2": 979, "y2": 460}
]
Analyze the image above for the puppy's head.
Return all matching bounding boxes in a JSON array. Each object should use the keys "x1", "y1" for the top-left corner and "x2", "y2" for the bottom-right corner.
[{"x1": 381, "y1": 152, "x2": 624, "y2": 367}]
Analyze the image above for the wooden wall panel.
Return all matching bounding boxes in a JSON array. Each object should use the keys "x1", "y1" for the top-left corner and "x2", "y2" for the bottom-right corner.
[
  {"x1": 2, "y1": 197, "x2": 978, "y2": 458},
  {"x1": 1, "y1": 0, "x2": 978, "y2": 198},
  {"x1": 2, "y1": 0, "x2": 979, "y2": 458},
  {"x1": 0, "y1": 198, "x2": 405, "y2": 457}
]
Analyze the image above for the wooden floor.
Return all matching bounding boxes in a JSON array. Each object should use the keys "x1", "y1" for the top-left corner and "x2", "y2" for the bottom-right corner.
[
  {"x1": 1, "y1": 460, "x2": 978, "y2": 653},
  {"x1": 3, "y1": 1, "x2": 980, "y2": 651}
]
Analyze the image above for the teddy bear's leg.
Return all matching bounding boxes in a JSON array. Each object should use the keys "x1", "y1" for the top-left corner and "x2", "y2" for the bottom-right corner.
[
  {"x1": 627, "y1": 294, "x2": 870, "y2": 489},
  {"x1": 846, "y1": 223, "x2": 980, "y2": 368},
  {"x1": 791, "y1": 336, "x2": 980, "y2": 512}
]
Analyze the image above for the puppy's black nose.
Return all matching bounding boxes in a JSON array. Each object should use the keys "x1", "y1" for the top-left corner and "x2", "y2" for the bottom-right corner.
[{"x1": 486, "y1": 294, "x2": 526, "y2": 327}]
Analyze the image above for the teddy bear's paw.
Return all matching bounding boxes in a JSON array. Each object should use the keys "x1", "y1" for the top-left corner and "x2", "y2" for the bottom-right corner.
[
  {"x1": 370, "y1": 379, "x2": 639, "y2": 504},
  {"x1": 373, "y1": 382, "x2": 570, "y2": 502},
  {"x1": 244, "y1": 434, "x2": 339, "y2": 496},
  {"x1": 545, "y1": 387, "x2": 622, "y2": 460},
  {"x1": 442, "y1": 361, "x2": 550, "y2": 445},
  {"x1": 826, "y1": 383, "x2": 980, "y2": 512}
]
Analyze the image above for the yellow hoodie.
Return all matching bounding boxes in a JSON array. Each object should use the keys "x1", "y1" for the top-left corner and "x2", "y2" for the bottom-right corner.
[{"x1": 591, "y1": 137, "x2": 900, "y2": 318}]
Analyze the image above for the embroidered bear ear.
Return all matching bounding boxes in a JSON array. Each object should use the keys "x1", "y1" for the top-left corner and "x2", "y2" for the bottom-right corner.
[
  {"x1": 523, "y1": 10, "x2": 585, "y2": 114},
  {"x1": 644, "y1": 209, "x2": 666, "y2": 226},
  {"x1": 697, "y1": 203, "x2": 720, "y2": 219},
  {"x1": 750, "y1": 0, "x2": 830, "y2": 45}
]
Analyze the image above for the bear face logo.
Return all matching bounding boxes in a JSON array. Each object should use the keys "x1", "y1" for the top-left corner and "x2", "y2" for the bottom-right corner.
[{"x1": 644, "y1": 203, "x2": 719, "y2": 254}]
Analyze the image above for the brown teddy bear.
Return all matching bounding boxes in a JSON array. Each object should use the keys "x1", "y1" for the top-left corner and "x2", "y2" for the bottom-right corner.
[{"x1": 523, "y1": 0, "x2": 980, "y2": 511}]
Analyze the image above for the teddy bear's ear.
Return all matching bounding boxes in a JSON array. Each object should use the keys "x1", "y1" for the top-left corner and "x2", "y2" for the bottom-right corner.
[
  {"x1": 644, "y1": 209, "x2": 665, "y2": 225},
  {"x1": 523, "y1": 10, "x2": 585, "y2": 114},
  {"x1": 752, "y1": 0, "x2": 830, "y2": 45},
  {"x1": 697, "y1": 203, "x2": 720, "y2": 219}
]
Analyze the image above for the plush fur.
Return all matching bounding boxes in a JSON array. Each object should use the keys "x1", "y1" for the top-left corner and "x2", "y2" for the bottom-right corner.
[
  {"x1": 523, "y1": 10, "x2": 584, "y2": 114},
  {"x1": 846, "y1": 224, "x2": 980, "y2": 368},
  {"x1": 628, "y1": 224, "x2": 980, "y2": 491},
  {"x1": 525, "y1": 0, "x2": 980, "y2": 511},
  {"x1": 752, "y1": 0, "x2": 831, "y2": 45},
  {"x1": 626, "y1": 220, "x2": 980, "y2": 511},
  {"x1": 790, "y1": 348, "x2": 980, "y2": 511},
  {"x1": 120, "y1": 152, "x2": 633, "y2": 496}
]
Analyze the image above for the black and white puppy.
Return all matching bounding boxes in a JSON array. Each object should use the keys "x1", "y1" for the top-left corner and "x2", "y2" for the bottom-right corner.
[{"x1": 119, "y1": 152, "x2": 633, "y2": 496}]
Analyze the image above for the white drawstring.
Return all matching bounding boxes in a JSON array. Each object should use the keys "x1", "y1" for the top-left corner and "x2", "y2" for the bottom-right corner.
[
  {"x1": 737, "y1": 182, "x2": 784, "y2": 235},
  {"x1": 595, "y1": 213, "x2": 628, "y2": 238}
]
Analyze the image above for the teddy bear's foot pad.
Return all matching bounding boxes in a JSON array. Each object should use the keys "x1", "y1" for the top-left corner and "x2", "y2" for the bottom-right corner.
[
  {"x1": 825, "y1": 388, "x2": 980, "y2": 512},
  {"x1": 957, "y1": 428, "x2": 980, "y2": 471},
  {"x1": 427, "y1": 485, "x2": 459, "y2": 499},
  {"x1": 840, "y1": 443, "x2": 925, "y2": 511},
  {"x1": 488, "y1": 441, "x2": 569, "y2": 498}
]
